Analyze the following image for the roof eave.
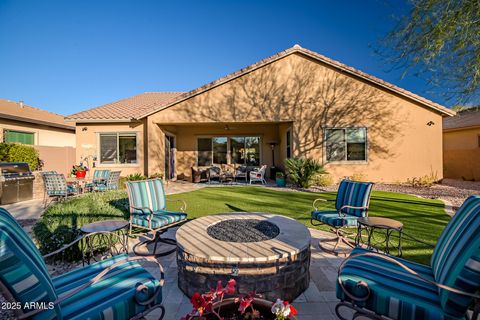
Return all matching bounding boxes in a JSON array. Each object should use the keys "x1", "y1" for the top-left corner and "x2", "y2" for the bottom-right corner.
[
  {"x1": 66, "y1": 118, "x2": 138, "y2": 123},
  {"x1": 0, "y1": 112, "x2": 75, "y2": 131}
]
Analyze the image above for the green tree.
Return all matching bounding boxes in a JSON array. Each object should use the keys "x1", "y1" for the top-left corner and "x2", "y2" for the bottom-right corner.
[{"x1": 381, "y1": 0, "x2": 480, "y2": 103}]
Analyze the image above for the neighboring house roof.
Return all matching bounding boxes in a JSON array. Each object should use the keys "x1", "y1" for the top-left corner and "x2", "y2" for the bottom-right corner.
[
  {"x1": 443, "y1": 108, "x2": 480, "y2": 131},
  {"x1": 0, "y1": 98, "x2": 75, "y2": 131},
  {"x1": 66, "y1": 92, "x2": 185, "y2": 121},
  {"x1": 67, "y1": 44, "x2": 455, "y2": 122}
]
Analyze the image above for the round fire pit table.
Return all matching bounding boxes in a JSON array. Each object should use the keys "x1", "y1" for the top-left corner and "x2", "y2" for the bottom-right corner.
[{"x1": 176, "y1": 212, "x2": 311, "y2": 301}]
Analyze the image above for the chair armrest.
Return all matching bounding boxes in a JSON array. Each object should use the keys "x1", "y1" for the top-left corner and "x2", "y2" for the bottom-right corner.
[
  {"x1": 338, "y1": 251, "x2": 480, "y2": 303},
  {"x1": 312, "y1": 198, "x2": 328, "y2": 211},
  {"x1": 166, "y1": 198, "x2": 187, "y2": 212},
  {"x1": 42, "y1": 231, "x2": 125, "y2": 259},
  {"x1": 23, "y1": 255, "x2": 164, "y2": 319}
]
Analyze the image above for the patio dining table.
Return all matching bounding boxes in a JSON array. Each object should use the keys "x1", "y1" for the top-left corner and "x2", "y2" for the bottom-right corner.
[{"x1": 66, "y1": 176, "x2": 93, "y2": 194}]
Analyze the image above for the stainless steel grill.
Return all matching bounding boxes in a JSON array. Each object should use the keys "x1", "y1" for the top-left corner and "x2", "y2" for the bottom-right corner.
[{"x1": 0, "y1": 162, "x2": 35, "y2": 205}]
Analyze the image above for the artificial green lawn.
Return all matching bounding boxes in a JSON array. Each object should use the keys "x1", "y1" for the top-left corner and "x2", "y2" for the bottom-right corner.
[{"x1": 34, "y1": 186, "x2": 450, "y2": 264}]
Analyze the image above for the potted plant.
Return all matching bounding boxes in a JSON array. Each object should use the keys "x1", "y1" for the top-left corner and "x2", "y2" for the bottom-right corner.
[
  {"x1": 182, "y1": 279, "x2": 297, "y2": 320},
  {"x1": 276, "y1": 172, "x2": 286, "y2": 187},
  {"x1": 71, "y1": 164, "x2": 88, "y2": 178}
]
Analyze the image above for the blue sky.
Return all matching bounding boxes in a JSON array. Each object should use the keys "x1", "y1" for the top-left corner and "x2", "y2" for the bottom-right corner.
[{"x1": 0, "y1": 0, "x2": 442, "y2": 115}]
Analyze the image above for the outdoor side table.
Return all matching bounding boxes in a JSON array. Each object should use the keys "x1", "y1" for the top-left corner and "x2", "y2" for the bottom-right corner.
[
  {"x1": 80, "y1": 220, "x2": 129, "y2": 265},
  {"x1": 355, "y1": 217, "x2": 404, "y2": 256}
]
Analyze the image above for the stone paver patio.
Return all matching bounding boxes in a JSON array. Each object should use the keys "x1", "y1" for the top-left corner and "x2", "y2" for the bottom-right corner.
[{"x1": 133, "y1": 227, "x2": 351, "y2": 320}]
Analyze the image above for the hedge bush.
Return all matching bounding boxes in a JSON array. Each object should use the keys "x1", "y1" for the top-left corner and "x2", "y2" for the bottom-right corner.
[
  {"x1": 33, "y1": 191, "x2": 129, "y2": 261},
  {"x1": 0, "y1": 143, "x2": 40, "y2": 170}
]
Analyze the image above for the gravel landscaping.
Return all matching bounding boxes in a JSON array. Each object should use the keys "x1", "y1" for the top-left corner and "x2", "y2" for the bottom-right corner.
[{"x1": 311, "y1": 178, "x2": 480, "y2": 210}]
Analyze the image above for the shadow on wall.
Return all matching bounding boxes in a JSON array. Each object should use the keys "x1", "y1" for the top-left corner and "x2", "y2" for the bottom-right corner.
[{"x1": 172, "y1": 55, "x2": 404, "y2": 164}]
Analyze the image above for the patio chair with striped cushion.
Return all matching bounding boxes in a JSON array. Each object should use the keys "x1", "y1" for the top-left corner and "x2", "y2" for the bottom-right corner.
[
  {"x1": 0, "y1": 207, "x2": 165, "y2": 320},
  {"x1": 336, "y1": 195, "x2": 480, "y2": 320},
  {"x1": 126, "y1": 179, "x2": 188, "y2": 257},
  {"x1": 93, "y1": 170, "x2": 121, "y2": 191},
  {"x1": 311, "y1": 179, "x2": 374, "y2": 256},
  {"x1": 85, "y1": 169, "x2": 111, "y2": 191},
  {"x1": 42, "y1": 173, "x2": 78, "y2": 208}
]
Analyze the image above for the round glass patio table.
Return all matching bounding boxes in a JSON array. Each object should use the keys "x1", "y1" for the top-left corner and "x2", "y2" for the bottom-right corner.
[
  {"x1": 355, "y1": 217, "x2": 403, "y2": 256},
  {"x1": 80, "y1": 220, "x2": 129, "y2": 265}
]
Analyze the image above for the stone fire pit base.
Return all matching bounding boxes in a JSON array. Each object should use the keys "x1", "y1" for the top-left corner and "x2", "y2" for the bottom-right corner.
[{"x1": 176, "y1": 212, "x2": 311, "y2": 302}]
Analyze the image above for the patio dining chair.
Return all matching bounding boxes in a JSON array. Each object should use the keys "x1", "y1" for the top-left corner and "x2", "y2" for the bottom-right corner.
[
  {"x1": 126, "y1": 179, "x2": 188, "y2": 257},
  {"x1": 85, "y1": 169, "x2": 111, "y2": 191},
  {"x1": 0, "y1": 207, "x2": 165, "y2": 320},
  {"x1": 249, "y1": 164, "x2": 267, "y2": 184},
  {"x1": 42, "y1": 173, "x2": 78, "y2": 208},
  {"x1": 311, "y1": 179, "x2": 374, "y2": 256},
  {"x1": 93, "y1": 170, "x2": 121, "y2": 191},
  {"x1": 336, "y1": 195, "x2": 480, "y2": 320}
]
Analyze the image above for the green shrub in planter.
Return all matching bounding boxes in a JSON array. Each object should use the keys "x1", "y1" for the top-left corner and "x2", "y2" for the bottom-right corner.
[
  {"x1": 285, "y1": 157, "x2": 326, "y2": 188},
  {"x1": 275, "y1": 172, "x2": 286, "y2": 187}
]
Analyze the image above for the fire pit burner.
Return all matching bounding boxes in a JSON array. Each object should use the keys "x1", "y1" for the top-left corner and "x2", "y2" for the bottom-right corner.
[{"x1": 207, "y1": 219, "x2": 279, "y2": 242}]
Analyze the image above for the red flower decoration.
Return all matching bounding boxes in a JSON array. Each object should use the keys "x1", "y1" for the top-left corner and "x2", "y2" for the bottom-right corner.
[
  {"x1": 226, "y1": 279, "x2": 236, "y2": 294},
  {"x1": 191, "y1": 292, "x2": 205, "y2": 310},
  {"x1": 290, "y1": 304, "x2": 297, "y2": 316}
]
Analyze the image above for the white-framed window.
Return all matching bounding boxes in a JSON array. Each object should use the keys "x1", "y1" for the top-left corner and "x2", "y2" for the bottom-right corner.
[
  {"x1": 99, "y1": 132, "x2": 138, "y2": 164},
  {"x1": 197, "y1": 136, "x2": 261, "y2": 166},
  {"x1": 325, "y1": 128, "x2": 367, "y2": 162}
]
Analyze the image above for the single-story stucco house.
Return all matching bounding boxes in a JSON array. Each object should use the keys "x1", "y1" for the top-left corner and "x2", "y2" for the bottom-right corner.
[
  {"x1": 0, "y1": 98, "x2": 76, "y2": 174},
  {"x1": 443, "y1": 107, "x2": 480, "y2": 181},
  {"x1": 66, "y1": 45, "x2": 455, "y2": 183}
]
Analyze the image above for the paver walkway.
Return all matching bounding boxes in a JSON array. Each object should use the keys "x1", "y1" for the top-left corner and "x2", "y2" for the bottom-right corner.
[{"x1": 133, "y1": 227, "x2": 351, "y2": 320}]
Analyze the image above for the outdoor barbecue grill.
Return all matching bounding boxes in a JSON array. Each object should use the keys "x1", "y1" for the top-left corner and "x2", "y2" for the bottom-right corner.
[{"x1": 0, "y1": 162, "x2": 35, "y2": 205}]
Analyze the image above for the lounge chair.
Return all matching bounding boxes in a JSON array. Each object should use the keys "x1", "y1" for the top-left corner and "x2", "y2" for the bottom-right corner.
[
  {"x1": 93, "y1": 170, "x2": 121, "y2": 191},
  {"x1": 0, "y1": 207, "x2": 165, "y2": 320},
  {"x1": 207, "y1": 166, "x2": 222, "y2": 183},
  {"x1": 234, "y1": 164, "x2": 248, "y2": 183},
  {"x1": 126, "y1": 179, "x2": 188, "y2": 257},
  {"x1": 249, "y1": 165, "x2": 267, "y2": 184},
  {"x1": 311, "y1": 179, "x2": 374, "y2": 255},
  {"x1": 42, "y1": 173, "x2": 78, "y2": 208},
  {"x1": 336, "y1": 195, "x2": 480, "y2": 320}
]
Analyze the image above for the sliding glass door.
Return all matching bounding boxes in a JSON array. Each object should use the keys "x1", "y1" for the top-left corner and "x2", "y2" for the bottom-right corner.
[{"x1": 196, "y1": 136, "x2": 261, "y2": 166}]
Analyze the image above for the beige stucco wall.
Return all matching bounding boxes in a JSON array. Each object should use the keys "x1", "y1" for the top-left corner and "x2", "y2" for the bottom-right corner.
[
  {"x1": 145, "y1": 53, "x2": 444, "y2": 183},
  {"x1": 443, "y1": 127, "x2": 480, "y2": 180},
  {"x1": 75, "y1": 122, "x2": 145, "y2": 177},
  {"x1": 0, "y1": 118, "x2": 76, "y2": 147}
]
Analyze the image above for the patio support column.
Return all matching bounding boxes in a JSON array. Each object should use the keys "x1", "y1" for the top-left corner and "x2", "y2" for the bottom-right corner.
[{"x1": 146, "y1": 117, "x2": 165, "y2": 177}]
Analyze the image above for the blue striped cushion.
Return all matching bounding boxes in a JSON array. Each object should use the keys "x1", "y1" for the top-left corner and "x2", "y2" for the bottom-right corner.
[
  {"x1": 53, "y1": 254, "x2": 162, "y2": 320},
  {"x1": 132, "y1": 211, "x2": 187, "y2": 229},
  {"x1": 93, "y1": 183, "x2": 108, "y2": 191},
  {"x1": 126, "y1": 179, "x2": 167, "y2": 213},
  {"x1": 0, "y1": 208, "x2": 60, "y2": 320},
  {"x1": 335, "y1": 180, "x2": 373, "y2": 217},
  {"x1": 337, "y1": 248, "x2": 447, "y2": 320},
  {"x1": 311, "y1": 210, "x2": 358, "y2": 227},
  {"x1": 431, "y1": 195, "x2": 480, "y2": 318}
]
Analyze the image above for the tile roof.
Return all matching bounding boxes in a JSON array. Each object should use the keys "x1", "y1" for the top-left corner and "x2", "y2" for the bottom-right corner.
[
  {"x1": 66, "y1": 92, "x2": 185, "y2": 121},
  {"x1": 0, "y1": 98, "x2": 75, "y2": 130},
  {"x1": 443, "y1": 108, "x2": 480, "y2": 130},
  {"x1": 67, "y1": 45, "x2": 455, "y2": 121}
]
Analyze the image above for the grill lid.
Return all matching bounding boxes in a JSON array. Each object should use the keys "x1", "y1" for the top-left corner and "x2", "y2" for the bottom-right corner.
[{"x1": 0, "y1": 162, "x2": 33, "y2": 176}]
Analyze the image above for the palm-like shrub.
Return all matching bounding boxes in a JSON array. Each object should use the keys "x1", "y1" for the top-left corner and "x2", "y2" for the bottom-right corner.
[{"x1": 285, "y1": 157, "x2": 326, "y2": 188}]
